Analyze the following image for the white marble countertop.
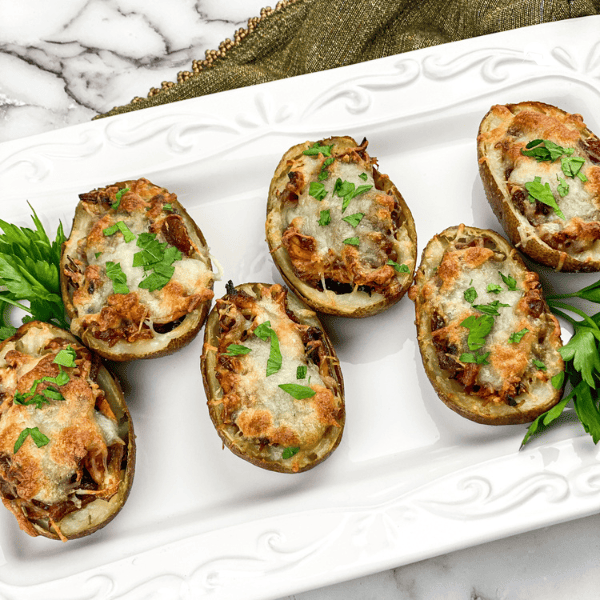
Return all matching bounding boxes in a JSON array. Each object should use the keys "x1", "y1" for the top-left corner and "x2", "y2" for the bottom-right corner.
[{"x1": 2, "y1": 2, "x2": 600, "y2": 599}]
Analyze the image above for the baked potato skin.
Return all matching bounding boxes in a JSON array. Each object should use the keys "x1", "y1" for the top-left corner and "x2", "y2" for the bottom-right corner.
[
  {"x1": 60, "y1": 179, "x2": 214, "y2": 361},
  {"x1": 409, "y1": 225, "x2": 564, "y2": 425},
  {"x1": 201, "y1": 282, "x2": 345, "y2": 473},
  {"x1": 0, "y1": 321, "x2": 135, "y2": 540},
  {"x1": 478, "y1": 101, "x2": 600, "y2": 272},
  {"x1": 266, "y1": 136, "x2": 417, "y2": 317}
]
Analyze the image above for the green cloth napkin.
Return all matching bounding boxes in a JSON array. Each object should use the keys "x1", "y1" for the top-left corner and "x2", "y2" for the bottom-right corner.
[{"x1": 98, "y1": 0, "x2": 600, "y2": 120}]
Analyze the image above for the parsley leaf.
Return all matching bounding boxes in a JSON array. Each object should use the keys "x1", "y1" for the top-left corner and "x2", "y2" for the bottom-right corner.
[
  {"x1": 460, "y1": 352, "x2": 490, "y2": 365},
  {"x1": 524, "y1": 176, "x2": 565, "y2": 220},
  {"x1": 53, "y1": 346, "x2": 77, "y2": 368},
  {"x1": 472, "y1": 300, "x2": 510, "y2": 316},
  {"x1": 561, "y1": 156, "x2": 586, "y2": 178},
  {"x1": 282, "y1": 446, "x2": 300, "y2": 459},
  {"x1": 359, "y1": 173, "x2": 368, "y2": 181},
  {"x1": 223, "y1": 344, "x2": 251, "y2": 356},
  {"x1": 134, "y1": 233, "x2": 182, "y2": 292},
  {"x1": 460, "y1": 314, "x2": 495, "y2": 351},
  {"x1": 387, "y1": 260, "x2": 410, "y2": 274},
  {"x1": 343, "y1": 237, "x2": 360, "y2": 246},
  {"x1": 253, "y1": 321, "x2": 282, "y2": 376},
  {"x1": 111, "y1": 187, "x2": 130, "y2": 210},
  {"x1": 309, "y1": 181, "x2": 328, "y2": 201},
  {"x1": 103, "y1": 221, "x2": 136, "y2": 243},
  {"x1": 318, "y1": 210, "x2": 331, "y2": 226},
  {"x1": 278, "y1": 383, "x2": 316, "y2": 399},
  {"x1": 509, "y1": 328, "x2": 529, "y2": 344},
  {"x1": 556, "y1": 175, "x2": 569, "y2": 197},
  {"x1": 303, "y1": 143, "x2": 333, "y2": 157},
  {"x1": 342, "y1": 213, "x2": 364, "y2": 228},
  {"x1": 14, "y1": 427, "x2": 49, "y2": 453},
  {"x1": 105, "y1": 261, "x2": 129, "y2": 295},
  {"x1": 499, "y1": 272, "x2": 518, "y2": 291},
  {"x1": 487, "y1": 283, "x2": 503, "y2": 294},
  {"x1": 521, "y1": 139, "x2": 573, "y2": 162},
  {"x1": 464, "y1": 287, "x2": 478, "y2": 304},
  {"x1": 296, "y1": 365, "x2": 307, "y2": 379}
]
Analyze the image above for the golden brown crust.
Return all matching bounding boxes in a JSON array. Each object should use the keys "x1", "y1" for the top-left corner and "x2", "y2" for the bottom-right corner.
[
  {"x1": 409, "y1": 225, "x2": 564, "y2": 425},
  {"x1": 478, "y1": 101, "x2": 600, "y2": 272},
  {"x1": 266, "y1": 137, "x2": 417, "y2": 317},
  {"x1": 201, "y1": 282, "x2": 345, "y2": 473},
  {"x1": 0, "y1": 321, "x2": 135, "y2": 540},
  {"x1": 60, "y1": 178, "x2": 214, "y2": 361}
]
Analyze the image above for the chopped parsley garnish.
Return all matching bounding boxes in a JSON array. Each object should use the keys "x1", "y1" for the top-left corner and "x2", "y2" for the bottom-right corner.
[
  {"x1": 296, "y1": 365, "x2": 307, "y2": 379},
  {"x1": 472, "y1": 300, "x2": 510, "y2": 316},
  {"x1": 359, "y1": 173, "x2": 368, "y2": 181},
  {"x1": 556, "y1": 175, "x2": 569, "y2": 197},
  {"x1": 524, "y1": 176, "x2": 565, "y2": 219},
  {"x1": 103, "y1": 221, "x2": 136, "y2": 243},
  {"x1": 464, "y1": 286, "x2": 478, "y2": 304},
  {"x1": 163, "y1": 203, "x2": 173, "y2": 211},
  {"x1": 111, "y1": 187, "x2": 129, "y2": 210},
  {"x1": 499, "y1": 272, "x2": 518, "y2": 291},
  {"x1": 533, "y1": 359, "x2": 547, "y2": 371},
  {"x1": 343, "y1": 237, "x2": 360, "y2": 246},
  {"x1": 278, "y1": 383, "x2": 316, "y2": 399},
  {"x1": 521, "y1": 139, "x2": 574, "y2": 162},
  {"x1": 318, "y1": 210, "x2": 331, "y2": 226},
  {"x1": 53, "y1": 346, "x2": 77, "y2": 368},
  {"x1": 134, "y1": 233, "x2": 182, "y2": 292},
  {"x1": 14, "y1": 427, "x2": 49, "y2": 454},
  {"x1": 487, "y1": 283, "x2": 503, "y2": 295},
  {"x1": 387, "y1": 260, "x2": 410, "y2": 273},
  {"x1": 509, "y1": 328, "x2": 529, "y2": 344},
  {"x1": 282, "y1": 446, "x2": 300, "y2": 459},
  {"x1": 460, "y1": 314, "x2": 495, "y2": 351},
  {"x1": 460, "y1": 352, "x2": 490, "y2": 365},
  {"x1": 105, "y1": 261, "x2": 129, "y2": 294},
  {"x1": 309, "y1": 181, "x2": 328, "y2": 201},
  {"x1": 342, "y1": 212, "x2": 364, "y2": 228},
  {"x1": 318, "y1": 157, "x2": 335, "y2": 181},
  {"x1": 95, "y1": 252, "x2": 102, "y2": 259},
  {"x1": 223, "y1": 344, "x2": 251, "y2": 356},
  {"x1": 333, "y1": 178, "x2": 372, "y2": 212},
  {"x1": 254, "y1": 321, "x2": 282, "y2": 376},
  {"x1": 561, "y1": 155, "x2": 586, "y2": 179},
  {"x1": 303, "y1": 143, "x2": 333, "y2": 157}
]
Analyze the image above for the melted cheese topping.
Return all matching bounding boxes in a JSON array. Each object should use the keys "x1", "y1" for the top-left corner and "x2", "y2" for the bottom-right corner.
[
  {"x1": 230, "y1": 294, "x2": 334, "y2": 449},
  {"x1": 0, "y1": 326, "x2": 122, "y2": 507}
]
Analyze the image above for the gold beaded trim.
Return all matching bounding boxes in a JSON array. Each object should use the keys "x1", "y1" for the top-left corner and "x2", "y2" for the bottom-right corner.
[{"x1": 131, "y1": 0, "x2": 300, "y2": 104}]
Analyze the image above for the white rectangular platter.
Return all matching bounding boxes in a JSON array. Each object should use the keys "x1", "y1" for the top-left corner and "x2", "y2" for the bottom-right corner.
[{"x1": 1, "y1": 15, "x2": 600, "y2": 600}]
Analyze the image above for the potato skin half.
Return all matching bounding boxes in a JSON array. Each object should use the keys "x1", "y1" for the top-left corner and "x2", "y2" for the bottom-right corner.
[
  {"x1": 60, "y1": 179, "x2": 214, "y2": 361},
  {"x1": 409, "y1": 225, "x2": 564, "y2": 425},
  {"x1": 0, "y1": 321, "x2": 135, "y2": 540},
  {"x1": 478, "y1": 101, "x2": 600, "y2": 272},
  {"x1": 266, "y1": 136, "x2": 417, "y2": 317},
  {"x1": 201, "y1": 282, "x2": 345, "y2": 473}
]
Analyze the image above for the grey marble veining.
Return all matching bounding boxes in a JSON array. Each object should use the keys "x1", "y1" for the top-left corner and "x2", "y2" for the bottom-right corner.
[{"x1": 2, "y1": 3, "x2": 600, "y2": 600}]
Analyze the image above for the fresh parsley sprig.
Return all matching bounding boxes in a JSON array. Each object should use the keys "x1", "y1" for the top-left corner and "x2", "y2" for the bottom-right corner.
[
  {"x1": 0, "y1": 206, "x2": 68, "y2": 339},
  {"x1": 521, "y1": 297, "x2": 600, "y2": 447}
]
